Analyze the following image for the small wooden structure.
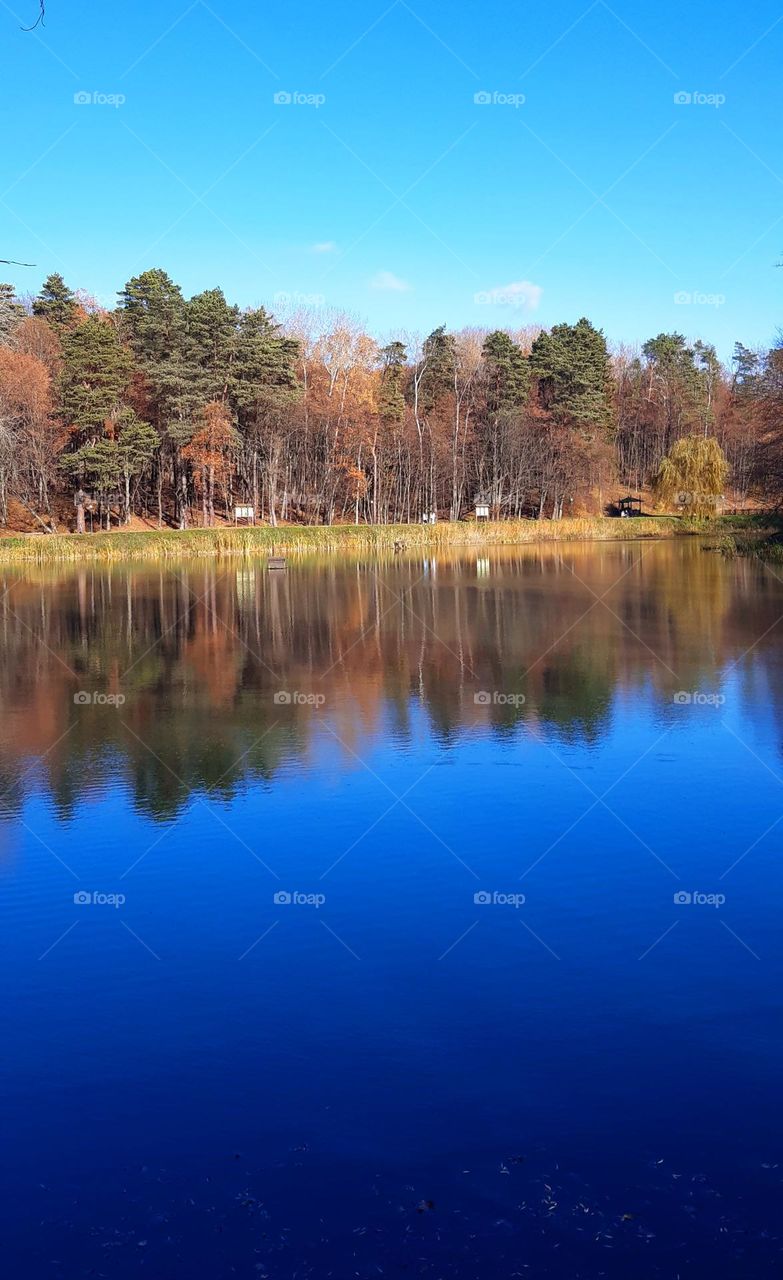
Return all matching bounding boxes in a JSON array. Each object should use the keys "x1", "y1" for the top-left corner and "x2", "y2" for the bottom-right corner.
[
  {"x1": 474, "y1": 492, "x2": 491, "y2": 520},
  {"x1": 234, "y1": 504, "x2": 255, "y2": 524},
  {"x1": 616, "y1": 495, "x2": 642, "y2": 518},
  {"x1": 268, "y1": 556, "x2": 286, "y2": 571}
]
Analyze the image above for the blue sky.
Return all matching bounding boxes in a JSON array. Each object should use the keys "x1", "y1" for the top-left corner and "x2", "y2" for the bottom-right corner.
[{"x1": 1, "y1": 0, "x2": 781, "y2": 359}]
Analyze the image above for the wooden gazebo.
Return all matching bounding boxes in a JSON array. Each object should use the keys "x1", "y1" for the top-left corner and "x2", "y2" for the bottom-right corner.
[{"x1": 617, "y1": 495, "x2": 642, "y2": 517}]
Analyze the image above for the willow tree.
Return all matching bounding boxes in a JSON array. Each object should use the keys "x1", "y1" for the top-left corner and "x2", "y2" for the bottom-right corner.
[{"x1": 653, "y1": 434, "x2": 729, "y2": 515}]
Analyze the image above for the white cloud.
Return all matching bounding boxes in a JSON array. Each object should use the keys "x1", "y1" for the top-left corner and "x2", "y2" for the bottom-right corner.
[
  {"x1": 474, "y1": 280, "x2": 542, "y2": 311},
  {"x1": 369, "y1": 270, "x2": 412, "y2": 293},
  {"x1": 310, "y1": 241, "x2": 337, "y2": 253}
]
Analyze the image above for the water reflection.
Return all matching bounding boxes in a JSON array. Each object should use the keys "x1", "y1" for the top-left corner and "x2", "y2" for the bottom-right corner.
[{"x1": 0, "y1": 540, "x2": 780, "y2": 820}]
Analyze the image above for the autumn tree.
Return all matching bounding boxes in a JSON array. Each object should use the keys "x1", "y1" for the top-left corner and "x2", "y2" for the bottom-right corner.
[
  {"x1": 182, "y1": 400, "x2": 239, "y2": 525},
  {"x1": 11, "y1": 314, "x2": 62, "y2": 377},
  {"x1": 0, "y1": 347, "x2": 60, "y2": 526},
  {"x1": 653, "y1": 435, "x2": 729, "y2": 515}
]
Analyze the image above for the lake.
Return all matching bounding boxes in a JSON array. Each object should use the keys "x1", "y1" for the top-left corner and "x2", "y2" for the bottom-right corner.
[{"x1": 2, "y1": 539, "x2": 782, "y2": 1277}]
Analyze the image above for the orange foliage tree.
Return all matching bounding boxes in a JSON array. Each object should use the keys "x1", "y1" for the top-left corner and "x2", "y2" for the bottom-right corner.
[
  {"x1": 182, "y1": 400, "x2": 239, "y2": 526},
  {"x1": 0, "y1": 348, "x2": 61, "y2": 527}
]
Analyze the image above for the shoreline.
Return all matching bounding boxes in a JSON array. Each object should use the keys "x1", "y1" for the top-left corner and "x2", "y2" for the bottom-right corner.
[{"x1": 0, "y1": 514, "x2": 773, "y2": 564}]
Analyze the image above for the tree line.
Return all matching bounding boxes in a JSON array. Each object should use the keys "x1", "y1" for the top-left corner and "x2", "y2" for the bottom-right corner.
[{"x1": 0, "y1": 268, "x2": 780, "y2": 531}]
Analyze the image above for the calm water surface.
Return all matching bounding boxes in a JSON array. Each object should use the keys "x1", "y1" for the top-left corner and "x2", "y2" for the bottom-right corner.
[{"x1": 2, "y1": 540, "x2": 783, "y2": 1277}]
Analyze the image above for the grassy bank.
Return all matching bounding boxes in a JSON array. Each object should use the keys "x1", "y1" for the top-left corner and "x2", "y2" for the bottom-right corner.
[
  {"x1": 716, "y1": 522, "x2": 783, "y2": 563},
  {"x1": 0, "y1": 514, "x2": 772, "y2": 564}
]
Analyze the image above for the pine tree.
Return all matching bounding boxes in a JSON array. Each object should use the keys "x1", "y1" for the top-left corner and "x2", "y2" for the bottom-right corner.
[
  {"x1": 58, "y1": 317, "x2": 133, "y2": 440},
  {"x1": 230, "y1": 307, "x2": 299, "y2": 416},
  {"x1": 641, "y1": 332, "x2": 705, "y2": 434},
  {"x1": 183, "y1": 288, "x2": 240, "y2": 409},
  {"x1": 482, "y1": 331, "x2": 529, "y2": 413},
  {"x1": 0, "y1": 283, "x2": 24, "y2": 344},
  {"x1": 377, "y1": 341, "x2": 407, "y2": 423},
  {"x1": 418, "y1": 325, "x2": 455, "y2": 411},
  {"x1": 116, "y1": 409, "x2": 158, "y2": 523},
  {"x1": 530, "y1": 317, "x2": 611, "y2": 431},
  {"x1": 33, "y1": 273, "x2": 78, "y2": 332},
  {"x1": 117, "y1": 268, "x2": 190, "y2": 427}
]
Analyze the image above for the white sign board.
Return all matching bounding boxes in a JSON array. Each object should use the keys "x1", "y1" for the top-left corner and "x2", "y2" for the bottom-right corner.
[
  {"x1": 234, "y1": 506, "x2": 254, "y2": 520},
  {"x1": 475, "y1": 504, "x2": 490, "y2": 519}
]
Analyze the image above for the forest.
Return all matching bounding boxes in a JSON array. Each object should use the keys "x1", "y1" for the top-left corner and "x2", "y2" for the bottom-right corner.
[{"x1": 0, "y1": 268, "x2": 780, "y2": 532}]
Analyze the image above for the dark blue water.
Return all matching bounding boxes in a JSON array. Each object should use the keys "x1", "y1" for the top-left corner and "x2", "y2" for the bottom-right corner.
[{"x1": 2, "y1": 542, "x2": 782, "y2": 1277}]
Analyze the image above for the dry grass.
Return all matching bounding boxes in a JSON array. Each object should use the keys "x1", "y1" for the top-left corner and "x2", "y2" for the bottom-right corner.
[{"x1": 0, "y1": 515, "x2": 770, "y2": 564}]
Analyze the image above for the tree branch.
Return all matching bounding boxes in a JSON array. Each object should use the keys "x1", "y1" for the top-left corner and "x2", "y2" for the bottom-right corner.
[{"x1": 21, "y1": 1, "x2": 45, "y2": 30}]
